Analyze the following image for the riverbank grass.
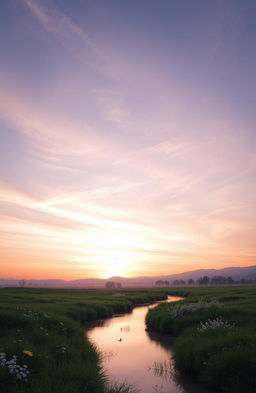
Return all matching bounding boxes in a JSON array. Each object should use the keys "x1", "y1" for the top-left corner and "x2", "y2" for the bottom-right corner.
[
  {"x1": 0, "y1": 288, "x2": 167, "y2": 393},
  {"x1": 146, "y1": 286, "x2": 256, "y2": 393}
]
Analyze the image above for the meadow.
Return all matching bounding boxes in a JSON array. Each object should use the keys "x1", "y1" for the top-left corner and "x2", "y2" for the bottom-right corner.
[
  {"x1": 146, "y1": 286, "x2": 256, "y2": 393},
  {"x1": 0, "y1": 287, "x2": 167, "y2": 393}
]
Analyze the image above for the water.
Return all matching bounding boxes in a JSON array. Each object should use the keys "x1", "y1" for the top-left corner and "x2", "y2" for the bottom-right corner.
[{"x1": 86, "y1": 296, "x2": 211, "y2": 393}]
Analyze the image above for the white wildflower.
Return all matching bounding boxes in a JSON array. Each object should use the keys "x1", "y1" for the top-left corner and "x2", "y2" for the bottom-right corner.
[
  {"x1": 198, "y1": 316, "x2": 235, "y2": 332},
  {"x1": 0, "y1": 353, "x2": 29, "y2": 381},
  {"x1": 169, "y1": 299, "x2": 221, "y2": 318}
]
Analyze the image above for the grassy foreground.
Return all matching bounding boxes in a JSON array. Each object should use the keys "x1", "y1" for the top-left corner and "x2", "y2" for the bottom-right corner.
[
  {"x1": 0, "y1": 287, "x2": 167, "y2": 393},
  {"x1": 146, "y1": 286, "x2": 256, "y2": 393}
]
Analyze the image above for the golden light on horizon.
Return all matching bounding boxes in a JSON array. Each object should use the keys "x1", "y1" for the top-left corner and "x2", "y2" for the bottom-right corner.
[
  {"x1": 0, "y1": 0, "x2": 256, "y2": 280},
  {"x1": 88, "y1": 232, "x2": 139, "y2": 278},
  {"x1": 99, "y1": 256, "x2": 129, "y2": 279}
]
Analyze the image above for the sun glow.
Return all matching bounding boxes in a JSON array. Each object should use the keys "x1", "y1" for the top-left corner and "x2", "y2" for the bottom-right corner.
[
  {"x1": 102, "y1": 256, "x2": 128, "y2": 278},
  {"x1": 88, "y1": 232, "x2": 139, "y2": 278}
]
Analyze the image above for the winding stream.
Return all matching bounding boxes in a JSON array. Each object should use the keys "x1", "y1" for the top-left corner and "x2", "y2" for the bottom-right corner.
[{"x1": 86, "y1": 296, "x2": 212, "y2": 393}]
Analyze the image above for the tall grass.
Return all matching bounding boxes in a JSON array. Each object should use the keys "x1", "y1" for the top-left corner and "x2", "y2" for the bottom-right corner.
[
  {"x1": 146, "y1": 286, "x2": 256, "y2": 393},
  {"x1": 0, "y1": 287, "x2": 167, "y2": 393}
]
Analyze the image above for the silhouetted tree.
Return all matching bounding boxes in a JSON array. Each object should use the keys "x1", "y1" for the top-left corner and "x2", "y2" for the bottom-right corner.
[
  {"x1": 227, "y1": 277, "x2": 234, "y2": 284},
  {"x1": 19, "y1": 279, "x2": 26, "y2": 288},
  {"x1": 198, "y1": 276, "x2": 210, "y2": 285},
  {"x1": 187, "y1": 278, "x2": 195, "y2": 285},
  {"x1": 155, "y1": 280, "x2": 169, "y2": 286},
  {"x1": 210, "y1": 276, "x2": 235, "y2": 285},
  {"x1": 211, "y1": 276, "x2": 225, "y2": 285},
  {"x1": 105, "y1": 281, "x2": 122, "y2": 289},
  {"x1": 173, "y1": 279, "x2": 186, "y2": 285}
]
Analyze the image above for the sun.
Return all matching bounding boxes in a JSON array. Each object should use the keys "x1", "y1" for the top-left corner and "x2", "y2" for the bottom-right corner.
[
  {"x1": 103, "y1": 256, "x2": 128, "y2": 278},
  {"x1": 85, "y1": 231, "x2": 138, "y2": 278},
  {"x1": 93, "y1": 250, "x2": 130, "y2": 278}
]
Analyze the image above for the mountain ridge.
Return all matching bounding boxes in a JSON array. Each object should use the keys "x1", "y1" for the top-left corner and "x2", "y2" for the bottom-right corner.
[{"x1": 1, "y1": 265, "x2": 256, "y2": 287}]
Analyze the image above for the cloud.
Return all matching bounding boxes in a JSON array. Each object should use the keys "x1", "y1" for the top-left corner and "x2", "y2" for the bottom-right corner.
[
  {"x1": 143, "y1": 140, "x2": 195, "y2": 156},
  {"x1": 92, "y1": 88, "x2": 131, "y2": 128},
  {"x1": 22, "y1": 0, "x2": 102, "y2": 66},
  {"x1": 0, "y1": 79, "x2": 119, "y2": 165},
  {"x1": 1, "y1": 1, "x2": 255, "y2": 278}
]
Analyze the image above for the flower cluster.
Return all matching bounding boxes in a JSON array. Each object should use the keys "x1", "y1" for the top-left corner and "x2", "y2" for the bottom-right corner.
[
  {"x1": 60, "y1": 325, "x2": 68, "y2": 334},
  {"x1": 23, "y1": 309, "x2": 39, "y2": 320},
  {"x1": 23, "y1": 350, "x2": 33, "y2": 357},
  {"x1": 198, "y1": 317, "x2": 235, "y2": 332},
  {"x1": 169, "y1": 299, "x2": 221, "y2": 318},
  {"x1": 0, "y1": 353, "x2": 29, "y2": 381},
  {"x1": 57, "y1": 346, "x2": 66, "y2": 354}
]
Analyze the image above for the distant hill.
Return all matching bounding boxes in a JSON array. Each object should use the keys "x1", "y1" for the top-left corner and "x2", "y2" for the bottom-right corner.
[
  {"x1": 157, "y1": 265, "x2": 256, "y2": 282},
  {"x1": 1, "y1": 265, "x2": 256, "y2": 288}
]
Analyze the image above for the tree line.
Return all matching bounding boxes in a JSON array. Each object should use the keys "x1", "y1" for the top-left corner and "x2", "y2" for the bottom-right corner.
[
  {"x1": 105, "y1": 281, "x2": 122, "y2": 289},
  {"x1": 155, "y1": 275, "x2": 256, "y2": 286}
]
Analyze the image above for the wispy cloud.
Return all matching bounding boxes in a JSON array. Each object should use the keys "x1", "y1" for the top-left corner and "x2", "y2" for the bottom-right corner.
[
  {"x1": 22, "y1": 0, "x2": 102, "y2": 65},
  {"x1": 0, "y1": 79, "x2": 119, "y2": 164},
  {"x1": 1, "y1": 0, "x2": 255, "y2": 279}
]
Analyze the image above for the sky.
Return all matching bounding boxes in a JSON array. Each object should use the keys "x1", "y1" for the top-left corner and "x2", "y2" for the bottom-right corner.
[{"x1": 0, "y1": 0, "x2": 256, "y2": 280}]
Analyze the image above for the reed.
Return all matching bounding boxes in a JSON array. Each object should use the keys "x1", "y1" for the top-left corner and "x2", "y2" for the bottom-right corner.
[
  {"x1": 0, "y1": 287, "x2": 166, "y2": 393},
  {"x1": 146, "y1": 286, "x2": 256, "y2": 393}
]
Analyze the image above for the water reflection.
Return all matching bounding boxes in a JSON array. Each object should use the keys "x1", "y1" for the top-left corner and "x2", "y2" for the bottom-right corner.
[
  {"x1": 86, "y1": 297, "x2": 212, "y2": 393},
  {"x1": 148, "y1": 359, "x2": 174, "y2": 381},
  {"x1": 100, "y1": 350, "x2": 117, "y2": 362},
  {"x1": 120, "y1": 324, "x2": 131, "y2": 333},
  {"x1": 147, "y1": 330, "x2": 176, "y2": 351}
]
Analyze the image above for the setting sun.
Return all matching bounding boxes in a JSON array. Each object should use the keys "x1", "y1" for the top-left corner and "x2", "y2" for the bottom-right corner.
[
  {"x1": 87, "y1": 232, "x2": 138, "y2": 278},
  {"x1": 0, "y1": 0, "x2": 255, "y2": 281},
  {"x1": 1, "y1": 2, "x2": 256, "y2": 393},
  {"x1": 102, "y1": 257, "x2": 128, "y2": 279}
]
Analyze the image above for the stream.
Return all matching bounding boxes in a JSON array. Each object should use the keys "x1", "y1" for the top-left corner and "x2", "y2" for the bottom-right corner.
[{"x1": 86, "y1": 296, "x2": 212, "y2": 393}]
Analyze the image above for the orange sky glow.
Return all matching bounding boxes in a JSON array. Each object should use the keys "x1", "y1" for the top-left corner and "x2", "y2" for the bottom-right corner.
[{"x1": 1, "y1": 1, "x2": 256, "y2": 279}]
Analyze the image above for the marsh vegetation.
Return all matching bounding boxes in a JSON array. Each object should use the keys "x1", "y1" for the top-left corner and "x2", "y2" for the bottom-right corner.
[
  {"x1": 86, "y1": 296, "x2": 194, "y2": 393},
  {"x1": 2, "y1": 286, "x2": 255, "y2": 393},
  {"x1": 0, "y1": 288, "x2": 167, "y2": 393},
  {"x1": 146, "y1": 286, "x2": 256, "y2": 393}
]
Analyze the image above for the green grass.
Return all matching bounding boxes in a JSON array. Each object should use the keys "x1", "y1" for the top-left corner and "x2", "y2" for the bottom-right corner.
[
  {"x1": 0, "y1": 287, "x2": 168, "y2": 393},
  {"x1": 146, "y1": 286, "x2": 256, "y2": 393}
]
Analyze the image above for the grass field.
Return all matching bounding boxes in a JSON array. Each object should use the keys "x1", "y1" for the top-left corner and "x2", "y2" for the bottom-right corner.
[
  {"x1": 146, "y1": 286, "x2": 256, "y2": 393},
  {"x1": 0, "y1": 287, "x2": 167, "y2": 393}
]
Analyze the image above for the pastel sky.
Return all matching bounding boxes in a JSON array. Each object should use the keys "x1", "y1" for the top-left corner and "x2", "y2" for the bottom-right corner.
[{"x1": 1, "y1": 0, "x2": 256, "y2": 279}]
